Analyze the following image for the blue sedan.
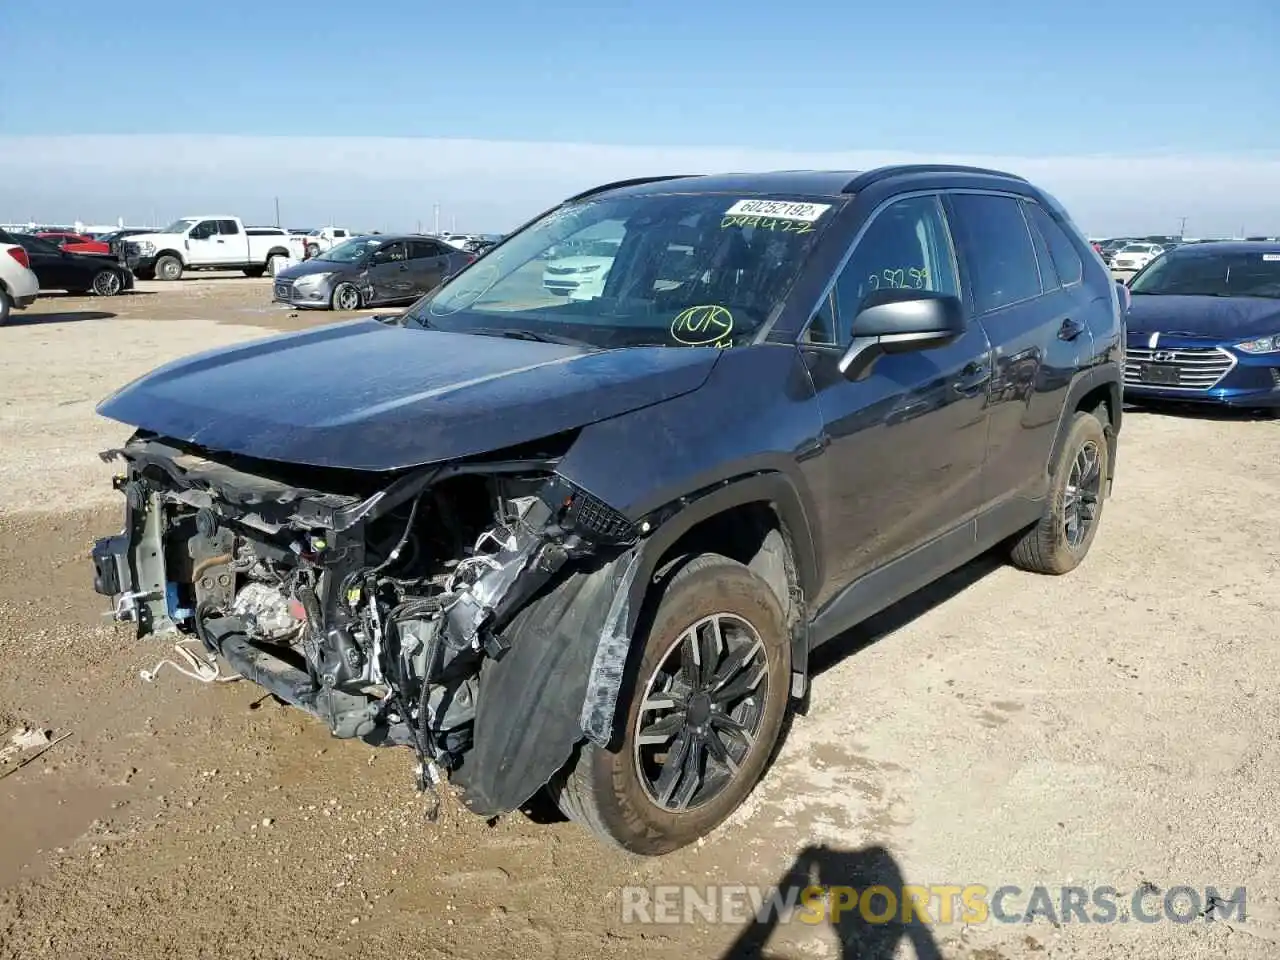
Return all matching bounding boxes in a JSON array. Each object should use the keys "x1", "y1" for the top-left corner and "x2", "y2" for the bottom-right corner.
[{"x1": 1123, "y1": 242, "x2": 1280, "y2": 410}]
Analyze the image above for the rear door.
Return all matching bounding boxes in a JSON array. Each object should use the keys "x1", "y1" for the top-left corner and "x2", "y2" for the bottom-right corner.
[
  {"x1": 945, "y1": 192, "x2": 1084, "y2": 520},
  {"x1": 21, "y1": 235, "x2": 77, "y2": 290},
  {"x1": 215, "y1": 220, "x2": 248, "y2": 264},
  {"x1": 406, "y1": 239, "x2": 452, "y2": 295}
]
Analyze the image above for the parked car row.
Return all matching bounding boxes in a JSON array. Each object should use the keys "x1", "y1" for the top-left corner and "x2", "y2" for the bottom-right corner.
[{"x1": 0, "y1": 227, "x2": 134, "y2": 316}]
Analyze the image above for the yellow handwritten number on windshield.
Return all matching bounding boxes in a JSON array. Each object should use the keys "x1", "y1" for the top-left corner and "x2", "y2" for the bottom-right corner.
[{"x1": 671, "y1": 305, "x2": 734, "y2": 346}]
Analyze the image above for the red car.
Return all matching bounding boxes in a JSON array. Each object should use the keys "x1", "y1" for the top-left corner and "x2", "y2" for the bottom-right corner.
[{"x1": 36, "y1": 231, "x2": 111, "y2": 255}]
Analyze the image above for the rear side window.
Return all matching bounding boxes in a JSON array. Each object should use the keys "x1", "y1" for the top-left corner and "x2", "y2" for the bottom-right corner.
[
  {"x1": 217, "y1": 220, "x2": 241, "y2": 235},
  {"x1": 1022, "y1": 201, "x2": 1059, "y2": 293},
  {"x1": 408, "y1": 240, "x2": 446, "y2": 259},
  {"x1": 948, "y1": 193, "x2": 1042, "y2": 313},
  {"x1": 1026, "y1": 203, "x2": 1084, "y2": 286}
]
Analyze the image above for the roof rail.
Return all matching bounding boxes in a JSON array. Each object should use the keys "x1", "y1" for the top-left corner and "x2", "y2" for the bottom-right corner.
[
  {"x1": 842, "y1": 164, "x2": 1028, "y2": 193},
  {"x1": 565, "y1": 174, "x2": 697, "y2": 203}
]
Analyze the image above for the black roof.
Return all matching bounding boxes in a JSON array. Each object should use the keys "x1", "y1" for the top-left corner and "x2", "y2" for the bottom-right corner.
[
  {"x1": 1167, "y1": 240, "x2": 1280, "y2": 256},
  {"x1": 577, "y1": 165, "x2": 1030, "y2": 202}
]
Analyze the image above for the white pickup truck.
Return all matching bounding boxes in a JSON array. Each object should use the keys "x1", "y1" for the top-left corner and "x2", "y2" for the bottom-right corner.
[
  {"x1": 122, "y1": 217, "x2": 307, "y2": 280},
  {"x1": 302, "y1": 226, "x2": 352, "y2": 259}
]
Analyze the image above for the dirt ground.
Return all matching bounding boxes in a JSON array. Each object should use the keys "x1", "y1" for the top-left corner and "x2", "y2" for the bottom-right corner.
[{"x1": 1, "y1": 274, "x2": 1278, "y2": 960}]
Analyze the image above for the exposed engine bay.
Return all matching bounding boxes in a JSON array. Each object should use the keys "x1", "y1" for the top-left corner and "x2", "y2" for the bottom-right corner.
[{"x1": 91, "y1": 431, "x2": 643, "y2": 808}]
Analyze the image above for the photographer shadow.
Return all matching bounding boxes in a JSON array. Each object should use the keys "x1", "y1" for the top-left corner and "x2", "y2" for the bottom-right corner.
[{"x1": 721, "y1": 843, "x2": 944, "y2": 960}]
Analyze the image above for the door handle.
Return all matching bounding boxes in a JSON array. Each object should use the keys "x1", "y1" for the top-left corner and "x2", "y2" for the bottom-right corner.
[
  {"x1": 1058, "y1": 317, "x2": 1085, "y2": 341},
  {"x1": 952, "y1": 361, "x2": 991, "y2": 395}
]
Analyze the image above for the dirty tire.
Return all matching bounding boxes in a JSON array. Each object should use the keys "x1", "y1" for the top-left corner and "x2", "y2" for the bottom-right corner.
[
  {"x1": 0, "y1": 288, "x2": 10, "y2": 326},
  {"x1": 1010, "y1": 410, "x2": 1109, "y2": 575},
  {"x1": 91, "y1": 269, "x2": 123, "y2": 297},
  {"x1": 331, "y1": 282, "x2": 362, "y2": 311},
  {"x1": 243, "y1": 265, "x2": 266, "y2": 278},
  {"x1": 552, "y1": 553, "x2": 791, "y2": 855},
  {"x1": 154, "y1": 255, "x2": 182, "y2": 281}
]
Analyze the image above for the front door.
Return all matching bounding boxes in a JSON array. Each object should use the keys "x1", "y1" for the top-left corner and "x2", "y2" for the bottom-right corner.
[
  {"x1": 185, "y1": 220, "x2": 222, "y2": 266},
  {"x1": 365, "y1": 241, "x2": 410, "y2": 302},
  {"x1": 800, "y1": 193, "x2": 993, "y2": 612}
]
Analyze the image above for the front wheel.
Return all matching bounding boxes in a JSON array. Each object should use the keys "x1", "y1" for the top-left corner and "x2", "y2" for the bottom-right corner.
[
  {"x1": 154, "y1": 255, "x2": 182, "y2": 281},
  {"x1": 1010, "y1": 410, "x2": 1110, "y2": 574},
  {"x1": 91, "y1": 269, "x2": 123, "y2": 297},
  {"x1": 551, "y1": 553, "x2": 791, "y2": 855},
  {"x1": 331, "y1": 282, "x2": 363, "y2": 311}
]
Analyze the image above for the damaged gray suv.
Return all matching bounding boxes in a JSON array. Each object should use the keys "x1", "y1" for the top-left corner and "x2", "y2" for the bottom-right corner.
[{"x1": 91, "y1": 166, "x2": 1124, "y2": 854}]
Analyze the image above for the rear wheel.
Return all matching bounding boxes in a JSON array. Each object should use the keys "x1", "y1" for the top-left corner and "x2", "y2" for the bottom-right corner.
[
  {"x1": 0, "y1": 288, "x2": 11, "y2": 326},
  {"x1": 1010, "y1": 410, "x2": 1109, "y2": 574},
  {"x1": 551, "y1": 553, "x2": 791, "y2": 855},
  {"x1": 91, "y1": 269, "x2": 123, "y2": 297},
  {"x1": 331, "y1": 282, "x2": 362, "y2": 311},
  {"x1": 267, "y1": 255, "x2": 288, "y2": 277},
  {"x1": 306, "y1": 243, "x2": 320, "y2": 259},
  {"x1": 243, "y1": 265, "x2": 266, "y2": 278},
  {"x1": 154, "y1": 255, "x2": 182, "y2": 281}
]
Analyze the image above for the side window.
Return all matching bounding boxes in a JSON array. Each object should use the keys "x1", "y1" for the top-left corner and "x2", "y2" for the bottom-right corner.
[
  {"x1": 334, "y1": 230, "x2": 347, "y2": 238},
  {"x1": 1026, "y1": 203, "x2": 1084, "y2": 286},
  {"x1": 371, "y1": 241, "x2": 407, "y2": 263},
  {"x1": 407, "y1": 240, "x2": 443, "y2": 259},
  {"x1": 947, "y1": 194, "x2": 1042, "y2": 313},
  {"x1": 827, "y1": 194, "x2": 959, "y2": 344},
  {"x1": 1021, "y1": 201, "x2": 1060, "y2": 293},
  {"x1": 190, "y1": 220, "x2": 218, "y2": 239},
  {"x1": 217, "y1": 220, "x2": 240, "y2": 235}
]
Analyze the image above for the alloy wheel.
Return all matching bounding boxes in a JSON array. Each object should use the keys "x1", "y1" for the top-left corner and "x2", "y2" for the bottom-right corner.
[
  {"x1": 633, "y1": 612, "x2": 770, "y2": 812},
  {"x1": 93, "y1": 271, "x2": 122, "y2": 297},
  {"x1": 335, "y1": 285, "x2": 361, "y2": 310},
  {"x1": 1064, "y1": 440, "x2": 1102, "y2": 547}
]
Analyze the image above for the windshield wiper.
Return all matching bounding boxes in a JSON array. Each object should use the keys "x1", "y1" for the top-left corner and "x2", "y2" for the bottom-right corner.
[{"x1": 472, "y1": 327, "x2": 595, "y2": 348}]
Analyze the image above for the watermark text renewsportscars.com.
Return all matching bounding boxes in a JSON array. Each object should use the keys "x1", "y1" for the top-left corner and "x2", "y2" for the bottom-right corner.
[{"x1": 621, "y1": 883, "x2": 1247, "y2": 926}]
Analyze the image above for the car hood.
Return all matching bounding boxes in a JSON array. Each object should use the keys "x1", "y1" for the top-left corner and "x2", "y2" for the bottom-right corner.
[
  {"x1": 275, "y1": 258, "x2": 355, "y2": 281},
  {"x1": 96, "y1": 319, "x2": 722, "y2": 471},
  {"x1": 1127, "y1": 294, "x2": 1280, "y2": 339}
]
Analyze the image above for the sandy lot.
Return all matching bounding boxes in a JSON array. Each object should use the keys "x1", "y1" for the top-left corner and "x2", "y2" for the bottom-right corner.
[{"x1": 1, "y1": 275, "x2": 1278, "y2": 960}]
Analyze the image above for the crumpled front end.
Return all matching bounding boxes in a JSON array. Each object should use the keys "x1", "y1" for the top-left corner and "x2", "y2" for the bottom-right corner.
[{"x1": 90, "y1": 430, "x2": 641, "y2": 803}]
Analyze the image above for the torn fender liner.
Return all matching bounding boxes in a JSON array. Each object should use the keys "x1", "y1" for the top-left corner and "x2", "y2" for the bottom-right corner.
[
  {"x1": 451, "y1": 551, "x2": 632, "y2": 818},
  {"x1": 580, "y1": 547, "x2": 644, "y2": 746}
]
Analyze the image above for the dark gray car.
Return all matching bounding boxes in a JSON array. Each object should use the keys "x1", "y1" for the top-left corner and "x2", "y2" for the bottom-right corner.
[{"x1": 272, "y1": 234, "x2": 474, "y2": 310}]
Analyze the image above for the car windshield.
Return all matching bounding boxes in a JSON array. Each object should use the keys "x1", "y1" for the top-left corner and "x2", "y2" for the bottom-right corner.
[
  {"x1": 1119, "y1": 244, "x2": 1154, "y2": 253},
  {"x1": 162, "y1": 218, "x2": 198, "y2": 234},
  {"x1": 400, "y1": 192, "x2": 838, "y2": 349},
  {"x1": 318, "y1": 237, "x2": 381, "y2": 263},
  {"x1": 1129, "y1": 250, "x2": 1280, "y2": 299}
]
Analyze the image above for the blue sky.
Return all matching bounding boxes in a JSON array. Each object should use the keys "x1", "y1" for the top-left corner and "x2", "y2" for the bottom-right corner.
[{"x1": 1, "y1": 0, "x2": 1278, "y2": 234}]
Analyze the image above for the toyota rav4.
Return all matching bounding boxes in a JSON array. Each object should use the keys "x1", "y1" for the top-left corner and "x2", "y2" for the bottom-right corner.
[{"x1": 90, "y1": 165, "x2": 1124, "y2": 855}]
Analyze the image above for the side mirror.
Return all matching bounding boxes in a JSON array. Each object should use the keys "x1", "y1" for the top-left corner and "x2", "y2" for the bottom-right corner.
[
  {"x1": 838, "y1": 289, "x2": 966, "y2": 380},
  {"x1": 1114, "y1": 278, "x2": 1132, "y2": 313}
]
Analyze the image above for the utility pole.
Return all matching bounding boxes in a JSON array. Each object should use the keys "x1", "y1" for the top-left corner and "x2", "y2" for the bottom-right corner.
[
  {"x1": 274, "y1": 196, "x2": 281, "y2": 227},
  {"x1": 433, "y1": 203, "x2": 440, "y2": 236},
  {"x1": 1177, "y1": 216, "x2": 1187, "y2": 238},
  {"x1": 451, "y1": 213, "x2": 457, "y2": 233}
]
